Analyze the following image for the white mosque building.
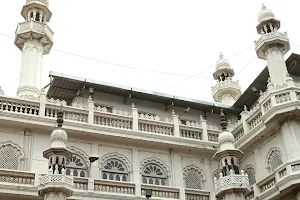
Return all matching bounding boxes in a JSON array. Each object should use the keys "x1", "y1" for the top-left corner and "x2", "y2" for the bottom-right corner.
[{"x1": 1, "y1": 1, "x2": 300, "y2": 200}]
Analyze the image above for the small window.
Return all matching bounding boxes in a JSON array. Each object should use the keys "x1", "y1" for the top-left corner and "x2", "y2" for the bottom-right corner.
[
  {"x1": 142, "y1": 163, "x2": 167, "y2": 186},
  {"x1": 101, "y1": 159, "x2": 129, "y2": 182}
]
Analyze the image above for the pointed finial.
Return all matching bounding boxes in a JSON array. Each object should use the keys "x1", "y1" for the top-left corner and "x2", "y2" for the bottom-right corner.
[
  {"x1": 132, "y1": 103, "x2": 135, "y2": 108},
  {"x1": 244, "y1": 105, "x2": 248, "y2": 111},
  {"x1": 172, "y1": 110, "x2": 176, "y2": 115},
  {"x1": 220, "y1": 109, "x2": 227, "y2": 131},
  {"x1": 262, "y1": 4, "x2": 266, "y2": 10},
  {"x1": 57, "y1": 107, "x2": 64, "y2": 128},
  {"x1": 219, "y1": 52, "x2": 224, "y2": 59}
]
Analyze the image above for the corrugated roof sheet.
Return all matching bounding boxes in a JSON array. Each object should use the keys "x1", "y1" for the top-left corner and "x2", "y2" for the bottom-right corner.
[{"x1": 46, "y1": 53, "x2": 300, "y2": 114}]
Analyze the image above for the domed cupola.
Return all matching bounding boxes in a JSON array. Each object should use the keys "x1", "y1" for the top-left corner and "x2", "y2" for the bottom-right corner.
[
  {"x1": 213, "y1": 53, "x2": 234, "y2": 81},
  {"x1": 258, "y1": 4, "x2": 275, "y2": 23}
]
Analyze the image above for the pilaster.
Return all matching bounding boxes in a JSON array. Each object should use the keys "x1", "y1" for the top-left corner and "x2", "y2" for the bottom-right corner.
[
  {"x1": 132, "y1": 148, "x2": 141, "y2": 197},
  {"x1": 172, "y1": 111, "x2": 180, "y2": 137},
  {"x1": 200, "y1": 116, "x2": 208, "y2": 141},
  {"x1": 39, "y1": 89, "x2": 46, "y2": 117},
  {"x1": 131, "y1": 103, "x2": 138, "y2": 131},
  {"x1": 22, "y1": 128, "x2": 33, "y2": 171},
  {"x1": 254, "y1": 149, "x2": 263, "y2": 180},
  {"x1": 90, "y1": 142, "x2": 100, "y2": 178},
  {"x1": 87, "y1": 96, "x2": 94, "y2": 125},
  {"x1": 280, "y1": 119, "x2": 300, "y2": 160}
]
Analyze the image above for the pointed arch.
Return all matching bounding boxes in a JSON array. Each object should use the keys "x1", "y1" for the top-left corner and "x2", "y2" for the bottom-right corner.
[
  {"x1": 244, "y1": 164, "x2": 256, "y2": 185},
  {"x1": 183, "y1": 165, "x2": 205, "y2": 190},
  {"x1": 140, "y1": 157, "x2": 170, "y2": 186},
  {"x1": 99, "y1": 152, "x2": 131, "y2": 182},
  {"x1": 266, "y1": 147, "x2": 283, "y2": 172},
  {"x1": 0, "y1": 141, "x2": 25, "y2": 170},
  {"x1": 65, "y1": 146, "x2": 89, "y2": 177},
  {"x1": 68, "y1": 146, "x2": 90, "y2": 167}
]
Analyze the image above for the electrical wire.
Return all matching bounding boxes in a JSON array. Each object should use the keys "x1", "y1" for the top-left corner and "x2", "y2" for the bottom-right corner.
[{"x1": 0, "y1": 31, "x2": 255, "y2": 81}]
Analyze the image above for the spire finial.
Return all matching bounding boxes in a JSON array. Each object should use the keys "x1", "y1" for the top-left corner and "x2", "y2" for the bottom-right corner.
[
  {"x1": 219, "y1": 52, "x2": 224, "y2": 59},
  {"x1": 262, "y1": 3, "x2": 266, "y2": 10},
  {"x1": 57, "y1": 107, "x2": 64, "y2": 128},
  {"x1": 220, "y1": 109, "x2": 227, "y2": 131}
]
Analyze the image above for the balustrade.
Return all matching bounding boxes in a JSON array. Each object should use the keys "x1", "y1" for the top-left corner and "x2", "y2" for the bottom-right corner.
[
  {"x1": 141, "y1": 184, "x2": 180, "y2": 199},
  {"x1": 180, "y1": 125, "x2": 202, "y2": 140},
  {"x1": 94, "y1": 179, "x2": 135, "y2": 195},
  {"x1": 185, "y1": 189, "x2": 210, "y2": 200},
  {"x1": 74, "y1": 177, "x2": 88, "y2": 190},
  {"x1": 0, "y1": 169, "x2": 35, "y2": 185},
  {"x1": 208, "y1": 132, "x2": 218, "y2": 142}
]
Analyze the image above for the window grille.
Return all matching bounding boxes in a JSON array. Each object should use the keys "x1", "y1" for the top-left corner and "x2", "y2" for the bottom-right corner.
[
  {"x1": 0, "y1": 143, "x2": 23, "y2": 170},
  {"x1": 142, "y1": 164, "x2": 167, "y2": 186},
  {"x1": 183, "y1": 166, "x2": 204, "y2": 190},
  {"x1": 66, "y1": 154, "x2": 88, "y2": 177},
  {"x1": 267, "y1": 148, "x2": 283, "y2": 172},
  {"x1": 102, "y1": 159, "x2": 129, "y2": 182},
  {"x1": 244, "y1": 165, "x2": 256, "y2": 185}
]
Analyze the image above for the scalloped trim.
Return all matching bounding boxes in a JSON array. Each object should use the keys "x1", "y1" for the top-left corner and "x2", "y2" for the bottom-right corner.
[{"x1": 99, "y1": 152, "x2": 131, "y2": 172}]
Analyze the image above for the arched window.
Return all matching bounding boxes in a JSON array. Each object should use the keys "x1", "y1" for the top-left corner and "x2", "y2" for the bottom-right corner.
[
  {"x1": 244, "y1": 165, "x2": 256, "y2": 186},
  {"x1": 0, "y1": 142, "x2": 24, "y2": 170},
  {"x1": 35, "y1": 12, "x2": 40, "y2": 22},
  {"x1": 99, "y1": 152, "x2": 131, "y2": 182},
  {"x1": 266, "y1": 147, "x2": 283, "y2": 172},
  {"x1": 183, "y1": 165, "x2": 204, "y2": 190},
  {"x1": 65, "y1": 154, "x2": 88, "y2": 177},
  {"x1": 142, "y1": 163, "x2": 167, "y2": 186},
  {"x1": 102, "y1": 159, "x2": 129, "y2": 181}
]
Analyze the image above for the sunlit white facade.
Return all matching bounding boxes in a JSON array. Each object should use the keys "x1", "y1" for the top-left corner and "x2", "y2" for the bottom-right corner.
[{"x1": 1, "y1": 1, "x2": 300, "y2": 200}]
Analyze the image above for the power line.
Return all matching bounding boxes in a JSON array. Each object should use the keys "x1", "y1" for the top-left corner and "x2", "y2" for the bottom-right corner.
[{"x1": 0, "y1": 31, "x2": 255, "y2": 80}]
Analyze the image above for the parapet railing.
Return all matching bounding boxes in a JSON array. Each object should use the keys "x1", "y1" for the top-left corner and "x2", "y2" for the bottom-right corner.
[
  {"x1": 0, "y1": 92, "x2": 221, "y2": 144},
  {"x1": 229, "y1": 80, "x2": 300, "y2": 144},
  {"x1": 0, "y1": 169, "x2": 210, "y2": 200}
]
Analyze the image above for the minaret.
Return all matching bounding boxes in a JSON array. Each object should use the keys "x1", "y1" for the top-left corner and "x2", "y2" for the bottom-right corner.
[
  {"x1": 213, "y1": 110, "x2": 250, "y2": 200},
  {"x1": 255, "y1": 4, "x2": 290, "y2": 87},
  {"x1": 38, "y1": 110, "x2": 74, "y2": 200},
  {"x1": 212, "y1": 53, "x2": 241, "y2": 105},
  {"x1": 15, "y1": 0, "x2": 53, "y2": 98}
]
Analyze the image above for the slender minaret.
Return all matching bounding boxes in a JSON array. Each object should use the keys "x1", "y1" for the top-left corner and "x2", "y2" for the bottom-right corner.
[
  {"x1": 213, "y1": 110, "x2": 250, "y2": 200},
  {"x1": 255, "y1": 4, "x2": 290, "y2": 87},
  {"x1": 212, "y1": 53, "x2": 241, "y2": 105},
  {"x1": 15, "y1": 0, "x2": 53, "y2": 98},
  {"x1": 38, "y1": 110, "x2": 73, "y2": 200}
]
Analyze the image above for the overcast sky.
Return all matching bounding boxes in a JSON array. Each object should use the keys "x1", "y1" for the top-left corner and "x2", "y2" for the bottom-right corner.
[{"x1": 0, "y1": 0, "x2": 300, "y2": 102}]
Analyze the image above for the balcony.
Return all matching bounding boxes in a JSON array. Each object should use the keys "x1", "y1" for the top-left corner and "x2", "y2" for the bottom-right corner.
[
  {"x1": 0, "y1": 169, "x2": 210, "y2": 200},
  {"x1": 0, "y1": 93, "x2": 220, "y2": 152},
  {"x1": 255, "y1": 31, "x2": 290, "y2": 59},
  {"x1": 211, "y1": 78, "x2": 241, "y2": 102},
  {"x1": 230, "y1": 80, "x2": 300, "y2": 150},
  {"x1": 250, "y1": 159, "x2": 300, "y2": 199},
  {"x1": 15, "y1": 21, "x2": 54, "y2": 54},
  {"x1": 214, "y1": 170, "x2": 250, "y2": 197}
]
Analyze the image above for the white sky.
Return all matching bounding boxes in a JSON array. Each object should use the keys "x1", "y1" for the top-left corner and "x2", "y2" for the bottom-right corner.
[{"x1": 0, "y1": 0, "x2": 300, "y2": 102}]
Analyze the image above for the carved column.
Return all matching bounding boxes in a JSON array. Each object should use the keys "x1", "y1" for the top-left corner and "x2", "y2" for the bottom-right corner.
[
  {"x1": 280, "y1": 118, "x2": 300, "y2": 160},
  {"x1": 17, "y1": 41, "x2": 44, "y2": 98}
]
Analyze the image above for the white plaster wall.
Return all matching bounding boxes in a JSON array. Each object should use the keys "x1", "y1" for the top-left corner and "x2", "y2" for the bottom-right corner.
[
  {"x1": 253, "y1": 132, "x2": 286, "y2": 182},
  {"x1": 0, "y1": 131, "x2": 23, "y2": 147},
  {"x1": 31, "y1": 132, "x2": 49, "y2": 174}
]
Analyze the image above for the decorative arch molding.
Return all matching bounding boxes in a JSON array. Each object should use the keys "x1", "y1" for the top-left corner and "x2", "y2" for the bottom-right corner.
[
  {"x1": 140, "y1": 157, "x2": 170, "y2": 177},
  {"x1": 183, "y1": 165, "x2": 205, "y2": 180},
  {"x1": 67, "y1": 146, "x2": 90, "y2": 167},
  {"x1": 266, "y1": 147, "x2": 283, "y2": 172},
  {"x1": 0, "y1": 141, "x2": 25, "y2": 170},
  {"x1": 99, "y1": 152, "x2": 131, "y2": 172},
  {"x1": 0, "y1": 141, "x2": 25, "y2": 158},
  {"x1": 244, "y1": 164, "x2": 256, "y2": 185},
  {"x1": 183, "y1": 164, "x2": 205, "y2": 190}
]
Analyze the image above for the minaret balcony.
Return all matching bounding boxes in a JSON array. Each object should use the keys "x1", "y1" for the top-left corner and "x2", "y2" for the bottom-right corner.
[
  {"x1": 212, "y1": 79, "x2": 241, "y2": 101},
  {"x1": 255, "y1": 31, "x2": 290, "y2": 59},
  {"x1": 15, "y1": 20, "x2": 54, "y2": 54},
  {"x1": 214, "y1": 171, "x2": 250, "y2": 197},
  {"x1": 38, "y1": 174, "x2": 74, "y2": 197}
]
